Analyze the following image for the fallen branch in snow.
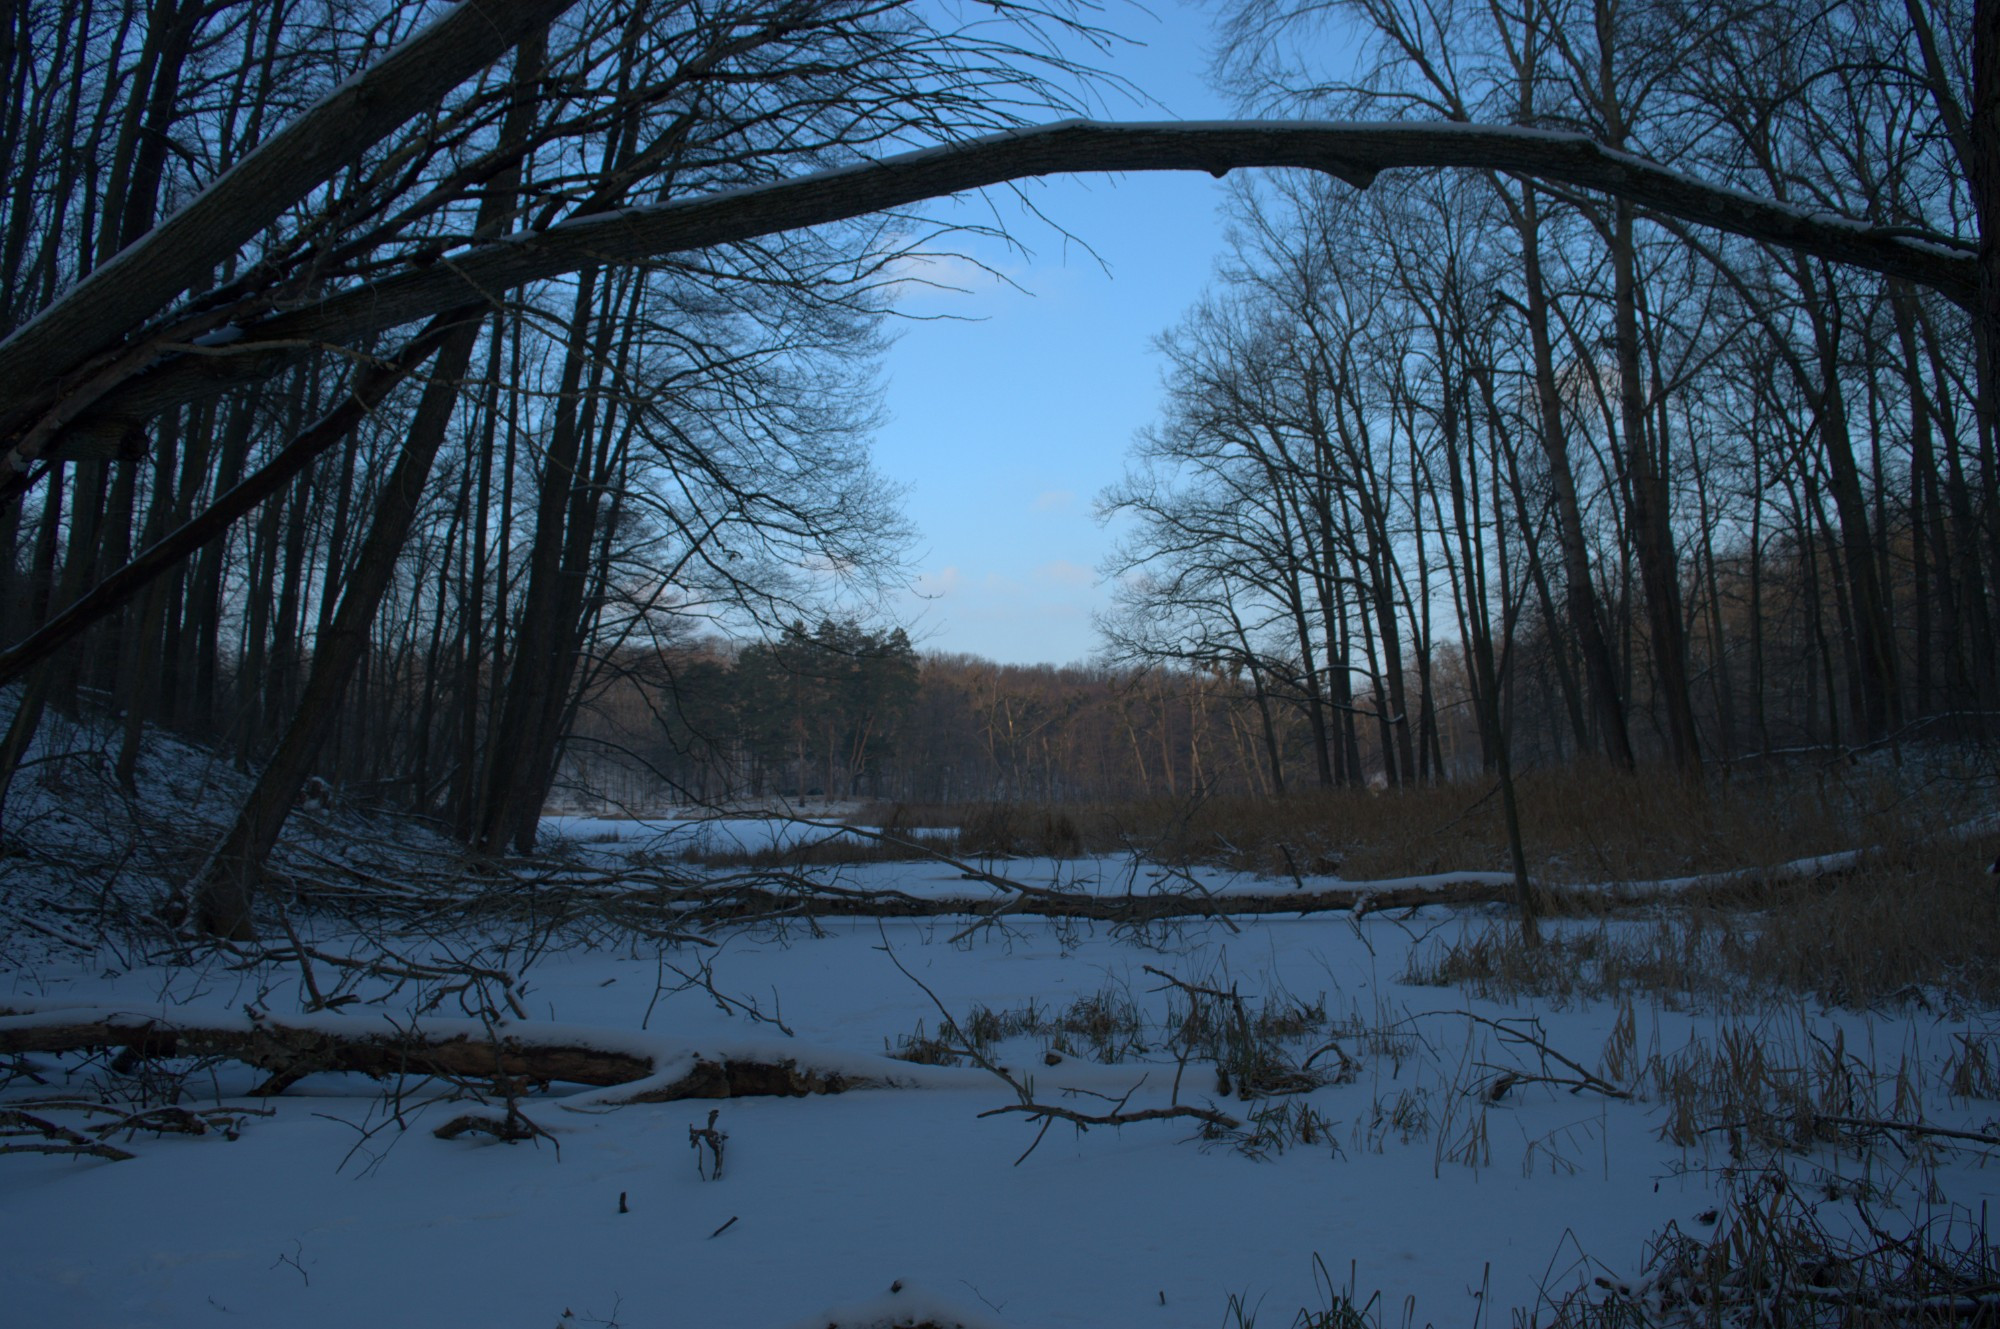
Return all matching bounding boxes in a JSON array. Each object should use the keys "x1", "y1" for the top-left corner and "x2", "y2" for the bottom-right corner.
[
  {"x1": 661, "y1": 812, "x2": 1491, "y2": 927},
  {"x1": 0, "y1": 1003, "x2": 935, "y2": 1109},
  {"x1": 878, "y1": 926, "x2": 1241, "y2": 1164},
  {"x1": 977, "y1": 1099, "x2": 1239, "y2": 1133},
  {"x1": 221, "y1": 933, "x2": 532, "y2": 1020},
  {"x1": 477, "y1": 827, "x2": 1969, "y2": 938},
  {"x1": 0, "y1": 1107, "x2": 137, "y2": 1160},
  {"x1": 1425, "y1": 1010, "x2": 1632, "y2": 1100},
  {"x1": 1611, "y1": 811, "x2": 2000, "y2": 901},
  {"x1": 0, "y1": 1097, "x2": 268, "y2": 1160},
  {"x1": 669, "y1": 871, "x2": 1520, "y2": 925},
  {"x1": 1699, "y1": 1112, "x2": 2000, "y2": 1151},
  {"x1": 432, "y1": 1106, "x2": 555, "y2": 1145}
]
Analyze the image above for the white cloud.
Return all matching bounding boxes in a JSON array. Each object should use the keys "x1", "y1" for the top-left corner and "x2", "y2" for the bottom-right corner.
[
  {"x1": 880, "y1": 252, "x2": 1014, "y2": 305},
  {"x1": 914, "y1": 565, "x2": 963, "y2": 597},
  {"x1": 1032, "y1": 489, "x2": 1076, "y2": 512},
  {"x1": 1035, "y1": 559, "x2": 1095, "y2": 587}
]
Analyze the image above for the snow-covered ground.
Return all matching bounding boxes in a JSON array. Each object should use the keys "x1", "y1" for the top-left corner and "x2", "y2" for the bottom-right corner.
[
  {"x1": 5, "y1": 711, "x2": 1997, "y2": 1328},
  {"x1": 543, "y1": 811, "x2": 884, "y2": 860},
  {"x1": 5, "y1": 866, "x2": 1998, "y2": 1328},
  {"x1": 547, "y1": 807, "x2": 1522, "y2": 901}
]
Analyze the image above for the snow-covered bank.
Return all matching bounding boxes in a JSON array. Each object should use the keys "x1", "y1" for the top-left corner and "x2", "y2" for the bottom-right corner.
[{"x1": 4, "y1": 907, "x2": 1998, "y2": 1328}]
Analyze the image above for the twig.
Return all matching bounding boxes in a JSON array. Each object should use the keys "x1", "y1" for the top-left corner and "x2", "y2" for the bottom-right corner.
[
  {"x1": 688, "y1": 1108, "x2": 726, "y2": 1180},
  {"x1": 977, "y1": 1101, "x2": 1239, "y2": 1132},
  {"x1": 1425, "y1": 1010, "x2": 1631, "y2": 1099},
  {"x1": 1698, "y1": 1113, "x2": 2000, "y2": 1149},
  {"x1": 0, "y1": 1107, "x2": 136, "y2": 1160}
]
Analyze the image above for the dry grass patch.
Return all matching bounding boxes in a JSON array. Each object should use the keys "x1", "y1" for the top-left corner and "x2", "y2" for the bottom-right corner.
[
  {"x1": 883, "y1": 971, "x2": 1345, "y2": 1098},
  {"x1": 1546, "y1": 1174, "x2": 2000, "y2": 1328},
  {"x1": 847, "y1": 754, "x2": 1991, "y2": 887},
  {"x1": 1409, "y1": 827, "x2": 2000, "y2": 1008}
]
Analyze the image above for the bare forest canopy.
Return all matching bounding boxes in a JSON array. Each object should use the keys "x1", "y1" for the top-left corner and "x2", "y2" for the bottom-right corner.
[{"x1": 0, "y1": 0, "x2": 1991, "y2": 939}]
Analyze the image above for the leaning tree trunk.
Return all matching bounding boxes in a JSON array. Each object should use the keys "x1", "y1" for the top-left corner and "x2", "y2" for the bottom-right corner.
[
  {"x1": 1800, "y1": 272, "x2": 1900, "y2": 743},
  {"x1": 0, "y1": 0, "x2": 576, "y2": 436},
  {"x1": 193, "y1": 318, "x2": 483, "y2": 938},
  {"x1": 8, "y1": 119, "x2": 1972, "y2": 496},
  {"x1": 472, "y1": 268, "x2": 600, "y2": 855},
  {"x1": 186, "y1": 27, "x2": 545, "y2": 925}
]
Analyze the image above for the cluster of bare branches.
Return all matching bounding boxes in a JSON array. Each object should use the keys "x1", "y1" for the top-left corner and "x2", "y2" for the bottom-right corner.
[
  {"x1": 1107, "y1": 0, "x2": 1990, "y2": 800},
  {"x1": 0, "y1": 0, "x2": 1115, "y2": 937}
]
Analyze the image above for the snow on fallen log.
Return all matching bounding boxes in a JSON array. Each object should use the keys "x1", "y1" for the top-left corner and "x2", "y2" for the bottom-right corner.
[
  {"x1": 657, "y1": 809, "x2": 2000, "y2": 925},
  {"x1": 1586, "y1": 810, "x2": 2000, "y2": 901},
  {"x1": 669, "y1": 869, "x2": 1523, "y2": 925},
  {"x1": 0, "y1": 1002, "x2": 985, "y2": 1109}
]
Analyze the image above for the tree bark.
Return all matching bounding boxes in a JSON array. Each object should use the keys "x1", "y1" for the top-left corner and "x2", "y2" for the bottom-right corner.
[
  {"x1": 1518, "y1": 183, "x2": 1634, "y2": 769},
  {"x1": 0, "y1": 1005, "x2": 894, "y2": 1105},
  {"x1": 1973, "y1": 0, "x2": 2000, "y2": 594}
]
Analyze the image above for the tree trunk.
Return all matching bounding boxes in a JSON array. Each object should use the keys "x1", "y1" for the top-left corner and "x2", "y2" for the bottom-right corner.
[
  {"x1": 1519, "y1": 184, "x2": 1634, "y2": 769},
  {"x1": 1612, "y1": 200, "x2": 1699, "y2": 773},
  {"x1": 1800, "y1": 272, "x2": 1899, "y2": 742},
  {"x1": 193, "y1": 318, "x2": 483, "y2": 938},
  {"x1": 14, "y1": 118, "x2": 1973, "y2": 474},
  {"x1": 473, "y1": 269, "x2": 600, "y2": 853}
]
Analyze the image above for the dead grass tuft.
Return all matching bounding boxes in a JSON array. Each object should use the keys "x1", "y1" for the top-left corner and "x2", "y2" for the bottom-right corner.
[
  {"x1": 1408, "y1": 826, "x2": 2000, "y2": 1008},
  {"x1": 1548, "y1": 1175, "x2": 2000, "y2": 1328},
  {"x1": 847, "y1": 754, "x2": 1990, "y2": 889}
]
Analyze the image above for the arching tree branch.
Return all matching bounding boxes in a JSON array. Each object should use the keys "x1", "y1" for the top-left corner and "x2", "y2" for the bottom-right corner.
[{"x1": 7, "y1": 118, "x2": 1973, "y2": 490}]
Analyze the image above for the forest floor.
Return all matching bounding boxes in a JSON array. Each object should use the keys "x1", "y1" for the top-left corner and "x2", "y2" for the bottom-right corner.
[{"x1": 4, "y1": 716, "x2": 2000, "y2": 1327}]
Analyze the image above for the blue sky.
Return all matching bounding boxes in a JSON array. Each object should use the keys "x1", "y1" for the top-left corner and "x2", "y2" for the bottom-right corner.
[{"x1": 869, "y1": 2, "x2": 1237, "y2": 666}]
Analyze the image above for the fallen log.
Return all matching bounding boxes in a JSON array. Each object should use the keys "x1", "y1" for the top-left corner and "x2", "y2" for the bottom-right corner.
[
  {"x1": 660, "y1": 819, "x2": 1985, "y2": 926},
  {"x1": 661, "y1": 873, "x2": 1521, "y2": 927},
  {"x1": 0, "y1": 1004, "x2": 939, "y2": 1106}
]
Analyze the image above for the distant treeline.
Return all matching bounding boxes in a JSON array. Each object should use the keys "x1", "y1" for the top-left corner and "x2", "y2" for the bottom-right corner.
[{"x1": 554, "y1": 620, "x2": 1499, "y2": 810}]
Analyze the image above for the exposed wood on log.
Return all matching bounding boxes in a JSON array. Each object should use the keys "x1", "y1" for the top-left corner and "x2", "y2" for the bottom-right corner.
[{"x1": 0, "y1": 1007, "x2": 890, "y2": 1105}]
